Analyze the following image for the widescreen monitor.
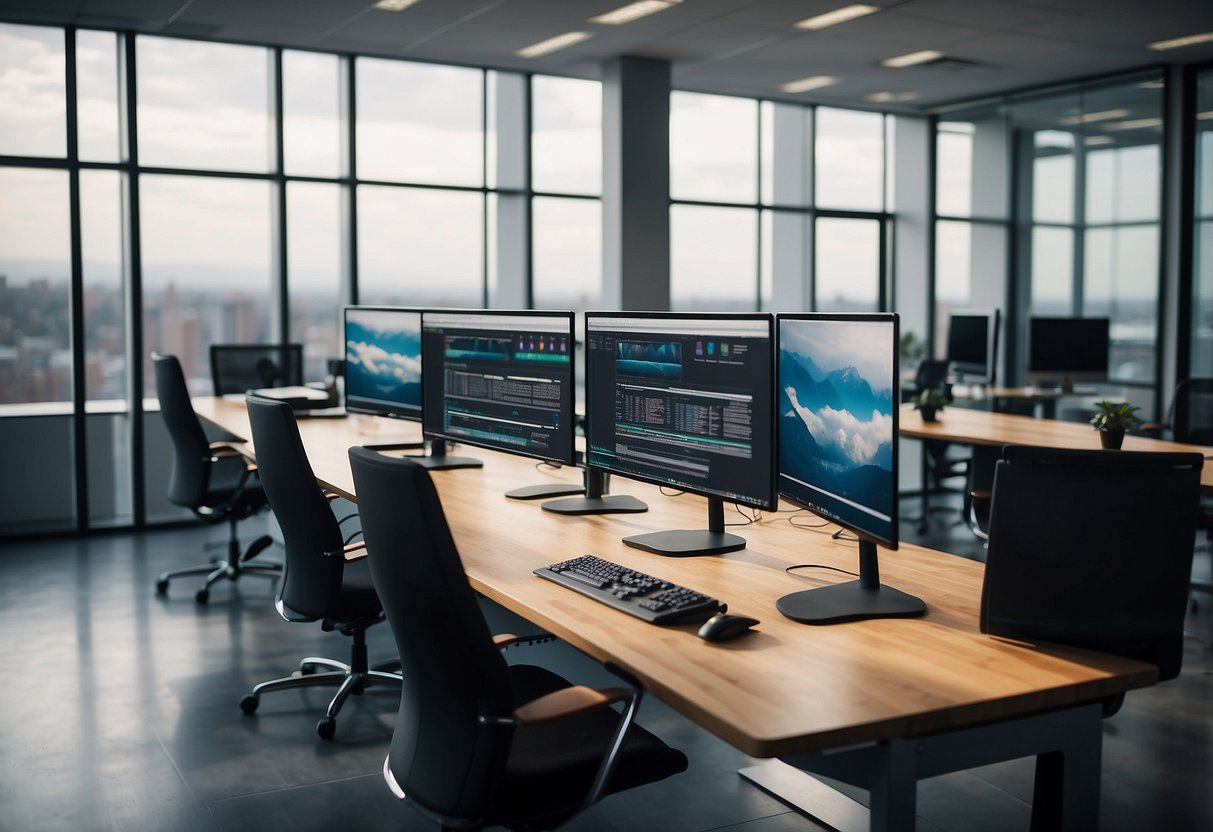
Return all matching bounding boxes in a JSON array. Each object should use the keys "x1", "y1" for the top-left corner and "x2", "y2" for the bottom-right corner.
[
  {"x1": 584, "y1": 312, "x2": 776, "y2": 556},
  {"x1": 946, "y1": 309, "x2": 1000, "y2": 385},
  {"x1": 775, "y1": 312, "x2": 925, "y2": 624},
  {"x1": 343, "y1": 306, "x2": 423, "y2": 421},
  {"x1": 421, "y1": 310, "x2": 575, "y2": 470},
  {"x1": 1027, "y1": 316, "x2": 1110, "y2": 388}
]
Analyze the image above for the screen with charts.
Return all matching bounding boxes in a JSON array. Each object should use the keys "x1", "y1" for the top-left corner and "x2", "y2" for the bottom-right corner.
[
  {"x1": 343, "y1": 306, "x2": 423, "y2": 420},
  {"x1": 421, "y1": 311, "x2": 575, "y2": 466},
  {"x1": 584, "y1": 312, "x2": 776, "y2": 510}
]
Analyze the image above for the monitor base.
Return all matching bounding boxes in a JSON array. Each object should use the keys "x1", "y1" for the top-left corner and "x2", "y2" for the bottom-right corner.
[
  {"x1": 506, "y1": 482, "x2": 585, "y2": 500},
  {"x1": 542, "y1": 495, "x2": 648, "y2": 515},
  {"x1": 363, "y1": 440, "x2": 426, "y2": 451},
  {"x1": 776, "y1": 581, "x2": 926, "y2": 624},
  {"x1": 410, "y1": 455, "x2": 483, "y2": 471},
  {"x1": 623, "y1": 529, "x2": 746, "y2": 557}
]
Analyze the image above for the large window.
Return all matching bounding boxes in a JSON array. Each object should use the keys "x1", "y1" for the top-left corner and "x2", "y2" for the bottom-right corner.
[{"x1": 1195, "y1": 69, "x2": 1213, "y2": 377}]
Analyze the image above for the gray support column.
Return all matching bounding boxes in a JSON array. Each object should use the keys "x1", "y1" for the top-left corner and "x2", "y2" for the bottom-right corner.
[
  {"x1": 970, "y1": 115, "x2": 1012, "y2": 384},
  {"x1": 770, "y1": 104, "x2": 812, "y2": 312},
  {"x1": 603, "y1": 56, "x2": 670, "y2": 311},
  {"x1": 489, "y1": 72, "x2": 529, "y2": 309},
  {"x1": 1160, "y1": 64, "x2": 1194, "y2": 408}
]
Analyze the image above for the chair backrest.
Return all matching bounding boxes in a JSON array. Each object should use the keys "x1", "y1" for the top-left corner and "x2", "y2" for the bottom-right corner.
[
  {"x1": 210, "y1": 344, "x2": 303, "y2": 396},
  {"x1": 915, "y1": 359, "x2": 950, "y2": 392},
  {"x1": 1171, "y1": 378, "x2": 1213, "y2": 447},
  {"x1": 981, "y1": 444, "x2": 1202, "y2": 680},
  {"x1": 153, "y1": 353, "x2": 213, "y2": 508},
  {"x1": 348, "y1": 447, "x2": 514, "y2": 823},
  {"x1": 245, "y1": 396, "x2": 345, "y2": 620}
]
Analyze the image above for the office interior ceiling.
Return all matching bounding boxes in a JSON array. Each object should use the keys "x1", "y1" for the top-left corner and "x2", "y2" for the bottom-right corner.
[{"x1": 0, "y1": 0, "x2": 1210, "y2": 113}]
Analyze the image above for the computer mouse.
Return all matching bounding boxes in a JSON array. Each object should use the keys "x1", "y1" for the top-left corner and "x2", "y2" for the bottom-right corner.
[{"x1": 697, "y1": 613, "x2": 759, "y2": 643}]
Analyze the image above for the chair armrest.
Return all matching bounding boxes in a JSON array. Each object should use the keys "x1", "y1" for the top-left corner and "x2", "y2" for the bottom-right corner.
[
  {"x1": 492, "y1": 633, "x2": 520, "y2": 648},
  {"x1": 970, "y1": 489, "x2": 991, "y2": 501},
  {"x1": 1137, "y1": 421, "x2": 1167, "y2": 438},
  {"x1": 326, "y1": 540, "x2": 367, "y2": 561},
  {"x1": 513, "y1": 685, "x2": 631, "y2": 727}
]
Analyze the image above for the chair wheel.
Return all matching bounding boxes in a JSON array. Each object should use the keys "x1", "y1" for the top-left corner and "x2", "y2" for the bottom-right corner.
[
  {"x1": 195, "y1": 588, "x2": 209, "y2": 604},
  {"x1": 155, "y1": 578, "x2": 169, "y2": 595},
  {"x1": 299, "y1": 663, "x2": 317, "y2": 675},
  {"x1": 240, "y1": 695, "x2": 259, "y2": 714},
  {"x1": 316, "y1": 717, "x2": 336, "y2": 740}
]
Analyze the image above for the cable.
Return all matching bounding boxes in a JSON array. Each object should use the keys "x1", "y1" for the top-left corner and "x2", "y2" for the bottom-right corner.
[
  {"x1": 785, "y1": 563, "x2": 859, "y2": 578},
  {"x1": 535, "y1": 460, "x2": 564, "y2": 472},
  {"x1": 658, "y1": 486, "x2": 686, "y2": 497},
  {"x1": 725, "y1": 503, "x2": 760, "y2": 527},
  {"x1": 831, "y1": 528, "x2": 859, "y2": 543},
  {"x1": 788, "y1": 514, "x2": 833, "y2": 530}
]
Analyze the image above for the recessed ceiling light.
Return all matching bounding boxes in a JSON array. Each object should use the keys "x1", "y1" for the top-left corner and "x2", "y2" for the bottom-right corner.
[
  {"x1": 590, "y1": 0, "x2": 681, "y2": 26},
  {"x1": 373, "y1": 0, "x2": 421, "y2": 10},
  {"x1": 880, "y1": 50, "x2": 944, "y2": 68},
  {"x1": 780, "y1": 75, "x2": 839, "y2": 93},
  {"x1": 516, "y1": 31, "x2": 594, "y2": 59},
  {"x1": 794, "y1": 4, "x2": 879, "y2": 31},
  {"x1": 1106, "y1": 117, "x2": 1163, "y2": 131},
  {"x1": 866, "y1": 90, "x2": 919, "y2": 103},
  {"x1": 1198, "y1": 111, "x2": 1213, "y2": 121},
  {"x1": 1060, "y1": 108, "x2": 1131, "y2": 125},
  {"x1": 1084, "y1": 135, "x2": 1115, "y2": 146},
  {"x1": 1148, "y1": 31, "x2": 1213, "y2": 51}
]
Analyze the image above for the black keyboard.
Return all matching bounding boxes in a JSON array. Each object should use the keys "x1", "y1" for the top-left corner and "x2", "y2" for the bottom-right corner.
[{"x1": 535, "y1": 554, "x2": 722, "y2": 625}]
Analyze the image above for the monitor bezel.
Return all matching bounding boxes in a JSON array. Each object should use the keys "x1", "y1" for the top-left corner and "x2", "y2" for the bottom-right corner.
[
  {"x1": 775, "y1": 311, "x2": 900, "y2": 551},
  {"x1": 342, "y1": 304, "x2": 425, "y2": 421},
  {"x1": 945, "y1": 308, "x2": 1000, "y2": 385},
  {"x1": 583, "y1": 310, "x2": 778, "y2": 512},
  {"x1": 1025, "y1": 316, "x2": 1110, "y2": 385},
  {"x1": 420, "y1": 308, "x2": 577, "y2": 467}
]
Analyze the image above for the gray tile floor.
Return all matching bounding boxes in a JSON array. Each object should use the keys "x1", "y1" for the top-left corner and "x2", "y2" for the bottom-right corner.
[{"x1": 1, "y1": 495, "x2": 1210, "y2": 831}]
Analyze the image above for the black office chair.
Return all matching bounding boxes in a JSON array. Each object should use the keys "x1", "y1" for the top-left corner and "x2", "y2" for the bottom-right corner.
[
  {"x1": 981, "y1": 445, "x2": 1202, "y2": 699},
  {"x1": 239, "y1": 396, "x2": 401, "y2": 739},
  {"x1": 348, "y1": 448, "x2": 688, "y2": 831},
  {"x1": 911, "y1": 359, "x2": 970, "y2": 531},
  {"x1": 210, "y1": 343, "x2": 304, "y2": 395},
  {"x1": 152, "y1": 353, "x2": 281, "y2": 604}
]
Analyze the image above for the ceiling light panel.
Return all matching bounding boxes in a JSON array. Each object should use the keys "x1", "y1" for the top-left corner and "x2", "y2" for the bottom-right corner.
[
  {"x1": 794, "y1": 4, "x2": 879, "y2": 31},
  {"x1": 780, "y1": 75, "x2": 839, "y2": 93},
  {"x1": 1148, "y1": 31, "x2": 1213, "y2": 51},
  {"x1": 1060, "y1": 108, "x2": 1131, "y2": 125},
  {"x1": 880, "y1": 50, "x2": 944, "y2": 68},
  {"x1": 516, "y1": 31, "x2": 594, "y2": 59},
  {"x1": 866, "y1": 91, "x2": 919, "y2": 103},
  {"x1": 373, "y1": 0, "x2": 421, "y2": 10},
  {"x1": 590, "y1": 1, "x2": 681, "y2": 26}
]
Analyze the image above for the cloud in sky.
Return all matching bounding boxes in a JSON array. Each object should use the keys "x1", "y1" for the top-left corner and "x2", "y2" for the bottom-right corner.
[
  {"x1": 346, "y1": 340, "x2": 420, "y2": 383},
  {"x1": 787, "y1": 386, "x2": 891, "y2": 465}
]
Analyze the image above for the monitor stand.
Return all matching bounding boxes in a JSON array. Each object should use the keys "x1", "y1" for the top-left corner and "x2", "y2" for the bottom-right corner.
[
  {"x1": 541, "y1": 468, "x2": 647, "y2": 515},
  {"x1": 776, "y1": 539, "x2": 927, "y2": 624},
  {"x1": 409, "y1": 438, "x2": 483, "y2": 471},
  {"x1": 505, "y1": 481, "x2": 585, "y2": 500},
  {"x1": 623, "y1": 497, "x2": 746, "y2": 557},
  {"x1": 363, "y1": 440, "x2": 426, "y2": 452}
]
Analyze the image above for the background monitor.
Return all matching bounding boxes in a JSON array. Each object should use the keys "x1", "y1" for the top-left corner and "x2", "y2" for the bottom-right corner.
[
  {"x1": 775, "y1": 312, "x2": 924, "y2": 624},
  {"x1": 584, "y1": 312, "x2": 776, "y2": 556},
  {"x1": 343, "y1": 306, "x2": 423, "y2": 420},
  {"x1": 421, "y1": 310, "x2": 575, "y2": 468},
  {"x1": 1027, "y1": 316, "x2": 1110, "y2": 387},
  {"x1": 946, "y1": 309, "x2": 1000, "y2": 385}
]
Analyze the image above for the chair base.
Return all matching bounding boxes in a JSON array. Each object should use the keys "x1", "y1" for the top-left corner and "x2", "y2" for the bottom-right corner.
[{"x1": 155, "y1": 530, "x2": 280, "y2": 604}]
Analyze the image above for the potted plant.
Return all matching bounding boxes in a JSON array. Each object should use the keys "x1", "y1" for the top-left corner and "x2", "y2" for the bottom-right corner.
[
  {"x1": 1089, "y1": 400, "x2": 1140, "y2": 449},
  {"x1": 915, "y1": 388, "x2": 949, "y2": 423}
]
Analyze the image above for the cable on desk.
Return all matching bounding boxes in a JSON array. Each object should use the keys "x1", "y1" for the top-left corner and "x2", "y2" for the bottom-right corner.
[
  {"x1": 535, "y1": 461, "x2": 564, "y2": 473},
  {"x1": 785, "y1": 563, "x2": 859, "y2": 578},
  {"x1": 831, "y1": 528, "x2": 859, "y2": 543},
  {"x1": 658, "y1": 486, "x2": 686, "y2": 497},
  {"x1": 725, "y1": 504, "x2": 761, "y2": 527},
  {"x1": 787, "y1": 513, "x2": 833, "y2": 530}
]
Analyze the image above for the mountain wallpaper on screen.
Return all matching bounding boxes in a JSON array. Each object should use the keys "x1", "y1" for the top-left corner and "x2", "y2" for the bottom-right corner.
[
  {"x1": 779, "y1": 346, "x2": 894, "y2": 518},
  {"x1": 345, "y1": 317, "x2": 422, "y2": 407}
]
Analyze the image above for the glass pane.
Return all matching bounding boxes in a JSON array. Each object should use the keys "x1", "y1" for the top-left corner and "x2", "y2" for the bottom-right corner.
[
  {"x1": 141, "y1": 175, "x2": 274, "y2": 396},
  {"x1": 760, "y1": 210, "x2": 773, "y2": 310},
  {"x1": 81, "y1": 170, "x2": 126, "y2": 403},
  {"x1": 283, "y1": 50, "x2": 342, "y2": 178},
  {"x1": 934, "y1": 220, "x2": 972, "y2": 357},
  {"x1": 1196, "y1": 70, "x2": 1213, "y2": 375},
  {"x1": 288, "y1": 182, "x2": 343, "y2": 382},
  {"x1": 357, "y1": 58, "x2": 483, "y2": 187},
  {"x1": 936, "y1": 124, "x2": 973, "y2": 217},
  {"x1": 815, "y1": 217, "x2": 880, "y2": 312},
  {"x1": 76, "y1": 29, "x2": 121, "y2": 163},
  {"x1": 815, "y1": 108, "x2": 884, "y2": 211},
  {"x1": 532, "y1": 197, "x2": 601, "y2": 311},
  {"x1": 357, "y1": 185, "x2": 483, "y2": 307},
  {"x1": 1085, "y1": 225, "x2": 1158, "y2": 383},
  {"x1": 670, "y1": 92, "x2": 757, "y2": 203},
  {"x1": 1086, "y1": 145, "x2": 1160, "y2": 224},
  {"x1": 670, "y1": 205, "x2": 758, "y2": 311},
  {"x1": 1030, "y1": 226, "x2": 1074, "y2": 314},
  {"x1": 532, "y1": 76, "x2": 601, "y2": 196},
  {"x1": 1031, "y1": 131, "x2": 1074, "y2": 224},
  {"x1": 0, "y1": 23, "x2": 65, "y2": 157},
  {"x1": 136, "y1": 36, "x2": 272, "y2": 173},
  {"x1": 0, "y1": 167, "x2": 72, "y2": 404}
]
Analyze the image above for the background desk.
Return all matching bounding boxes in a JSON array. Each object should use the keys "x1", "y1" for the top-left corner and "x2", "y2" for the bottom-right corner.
[{"x1": 195, "y1": 397, "x2": 1157, "y2": 829}]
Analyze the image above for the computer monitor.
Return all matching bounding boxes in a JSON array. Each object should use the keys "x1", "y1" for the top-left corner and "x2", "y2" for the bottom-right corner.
[
  {"x1": 420, "y1": 310, "x2": 577, "y2": 473},
  {"x1": 946, "y1": 309, "x2": 1000, "y2": 385},
  {"x1": 583, "y1": 312, "x2": 776, "y2": 556},
  {"x1": 344, "y1": 306, "x2": 423, "y2": 420},
  {"x1": 1026, "y1": 316, "x2": 1110, "y2": 389},
  {"x1": 775, "y1": 312, "x2": 925, "y2": 624}
]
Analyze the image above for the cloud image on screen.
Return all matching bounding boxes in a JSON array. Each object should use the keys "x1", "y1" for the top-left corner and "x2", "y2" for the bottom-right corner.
[
  {"x1": 345, "y1": 310, "x2": 422, "y2": 409},
  {"x1": 779, "y1": 319, "x2": 895, "y2": 520}
]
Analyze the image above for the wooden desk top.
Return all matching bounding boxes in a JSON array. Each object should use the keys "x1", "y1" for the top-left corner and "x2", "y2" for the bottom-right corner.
[
  {"x1": 194, "y1": 397, "x2": 1157, "y2": 758},
  {"x1": 901, "y1": 404, "x2": 1213, "y2": 492}
]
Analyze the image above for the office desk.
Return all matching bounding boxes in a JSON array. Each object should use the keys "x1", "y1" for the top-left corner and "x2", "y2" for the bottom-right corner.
[
  {"x1": 194, "y1": 397, "x2": 1157, "y2": 830},
  {"x1": 901, "y1": 404, "x2": 1213, "y2": 492}
]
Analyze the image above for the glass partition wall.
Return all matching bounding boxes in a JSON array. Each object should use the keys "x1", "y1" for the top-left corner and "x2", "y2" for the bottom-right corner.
[{"x1": 1196, "y1": 67, "x2": 1213, "y2": 378}]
